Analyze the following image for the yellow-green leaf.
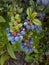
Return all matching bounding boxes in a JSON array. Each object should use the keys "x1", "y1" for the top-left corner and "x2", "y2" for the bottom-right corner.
[
  {"x1": 18, "y1": 8, "x2": 23, "y2": 13},
  {"x1": 15, "y1": 14, "x2": 21, "y2": 22},
  {"x1": 0, "y1": 16, "x2": 6, "y2": 23},
  {"x1": 17, "y1": 23, "x2": 22, "y2": 28},
  {"x1": 31, "y1": 12, "x2": 37, "y2": 19},
  {"x1": 11, "y1": 16, "x2": 15, "y2": 22},
  {"x1": 0, "y1": 8, "x2": 3, "y2": 11},
  {"x1": 33, "y1": 19, "x2": 42, "y2": 26},
  {"x1": 0, "y1": 53, "x2": 9, "y2": 65},
  {"x1": 10, "y1": 26, "x2": 15, "y2": 32},
  {"x1": 26, "y1": 7, "x2": 32, "y2": 18},
  {"x1": 7, "y1": 43, "x2": 16, "y2": 59}
]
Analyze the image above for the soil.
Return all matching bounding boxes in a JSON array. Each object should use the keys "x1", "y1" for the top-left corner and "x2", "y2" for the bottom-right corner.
[
  {"x1": 5, "y1": 52, "x2": 33, "y2": 65},
  {"x1": 4, "y1": 52, "x2": 49, "y2": 65}
]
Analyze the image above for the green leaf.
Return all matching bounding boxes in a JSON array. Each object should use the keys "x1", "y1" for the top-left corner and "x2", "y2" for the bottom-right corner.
[
  {"x1": 18, "y1": 8, "x2": 23, "y2": 13},
  {"x1": 17, "y1": 23, "x2": 22, "y2": 28},
  {"x1": 26, "y1": 7, "x2": 32, "y2": 18},
  {"x1": 0, "y1": 16, "x2": 6, "y2": 23},
  {"x1": 33, "y1": 35, "x2": 39, "y2": 49},
  {"x1": 0, "y1": 53, "x2": 9, "y2": 65},
  {"x1": 7, "y1": 43, "x2": 16, "y2": 59},
  {"x1": 33, "y1": 19, "x2": 42, "y2": 26},
  {"x1": 31, "y1": 12, "x2": 37, "y2": 19},
  {"x1": 29, "y1": 0, "x2": 35, "y2": 9},
  {"x1": 15, "y1": 42, "x2": 22, "y2": 51},
  {"x1": 0, "y1": 8, "x2": 3, "y2": 11},
  {"x1": 36, "y1": 6, "x2": 43, "y2": 11},
  {"x1": 3, "y1": 0, "x2": 11, "y2": 2},
  {"x1": 25, "y1": 53, "x2": 33, "y2": 62},
  {"x1": 10, "y1": 26, "x2": 15, "y2": 32},
  {"x1": 44, "y1": 6, "x2": 49, "y2": 13},
  {"x1": 15, "y1": 14, "x2": 21, "y2": 22},
  {"x1": 11, "y1": 16, "x2": 15, "y2": 22}
]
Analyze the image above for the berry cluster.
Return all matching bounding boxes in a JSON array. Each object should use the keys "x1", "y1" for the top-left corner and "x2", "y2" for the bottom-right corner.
[
  {"x1": 21, "y1": 19, "x2": 42, "y2": 52},
  {"x1": 6, "y1": 12, "x2": 42, "y2": 53},
  {"x1": 21, "y1": 38, "x2": 34, "y2": 53},
  {"x1": 23, "y1": 19, "x2": 42, "y2": 33},
  {"x1": 6, "y1": 18, "x2": 42, "y2": 53},
  {"x1": 6, "y1": 26, "x2": 25, "y2": 44}
]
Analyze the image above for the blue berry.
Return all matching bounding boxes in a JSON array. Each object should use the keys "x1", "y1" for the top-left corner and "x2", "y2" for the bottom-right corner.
[
  {"x1": 15, "y1": 36, "x2": 20, "y2": 42},
  {"x1": 29, "y1": 38, "x2": 33, "y2": 44},
  {"x1": 35, "y1": 26, "x2": 42, "y2": 33},
  {"x1": 6, "y1": 28, "x2": 10, "y2": 33},
  {"x1": 21, "y1": 40, "x2": 34, "y2": 53},
  {"x1": 22, "y1": 28, "x2": 25, "y2": 31},
  {"x1": 21, "y1": 30, "x2": 26, "y2": 35},
  {"x1": 17, "y1": 33, "x2": 21, "y2": 36},
  {"x1": 24, "y1": 42, "x2": 26, "y2": 46},
  {"x1": 31, "y1": 24, "x2": 35, "y2": 29},
  {"x1": 7, "y1": 33, "x2": 11, "y2": 37},
  {"x1": 26, "y1": 25, "x2": 31, "y2": 30},
  {"x1": 24, "y1": 47, "x2": 29, "y2": 53},
  {"x1": 23, "y1": 42, "x2": 26, "y2": 46},
  {"x1": 8, "y1": 36, "x2": 14, "y2": 41},
  {"x1": 19, "y1": 35, "x2": 23, "y2": 41},
  {"x1": 11, "y1": 41, "x2": 16, "y2": 44},
  {"x1": 21, "y1": 45, "x2": 25, "y2": 48},
  {"x1": 22, "y1": 42, "x2": 26, "y2": 47},
  {"x1": 24, "y1": 22, "x2": 28, "y2": 26},
  {"x1": 29, "y1": 47, "x2": 34, "y2": 52}
]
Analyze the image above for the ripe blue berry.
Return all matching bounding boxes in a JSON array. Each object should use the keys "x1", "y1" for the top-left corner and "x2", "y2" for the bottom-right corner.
[
  {"x1": 15, "y1": 36, "x2": 20, "y2": 42},
  {"x1": 21, "y1": 40, "x2": 34, "y2": 53},
  {"x1": 24, "y1": 22, "x2": 28, "y2": 26},
  {"x1": 35, "y1": 26, "x2": 42, "y2": 33},
  {"x1": 31, "y1": 24, "x2": 35, "y2": 29},
  {"x1": 24, "y1": 47, "x2": 29, "y2": 53},
  {"x1": 19, "y1": 35, "x2": 23, "y2": 41},
  {"x1": 26, "y1": 25, "x2": 31, "y2": 30},
  {"x1": 24, "y1": 42, "x2": 26, "y2": 46},
  {"x1": 8, "y1": 36, "x2": 14, "y2": 41},
  {"x1": 21, "y1": 30, "x2": 26, "y2": 35},
  {"x1": 17, "y1": 33, "x2": 21, "y2": 36},
  {"x1": 29, "y1": 47, "x2": 34, "y2": 52},
  {"x1": 6, "y1": 28, "x2": 10, "y2": 33},
  {"x1": 29, "y1": 38, "x2": 33, "y2": 44},
  {"x1": 7, "y1": 33, "x2": 11, "y2": 37},
  {"x1": 11, "y1": 41, "x2": 16, "y2": 44}
]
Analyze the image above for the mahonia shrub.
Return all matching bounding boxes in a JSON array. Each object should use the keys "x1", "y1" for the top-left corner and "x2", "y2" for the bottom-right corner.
[
  {"x1": 0, "y1": 0, "x2": 49, "y2": 65},
  {"x1": 6, "y1": 6, "x2": 43, "y2": 63},
  {"x1": 6, "y1": 7, "x2": 42, "y2": 52}
]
